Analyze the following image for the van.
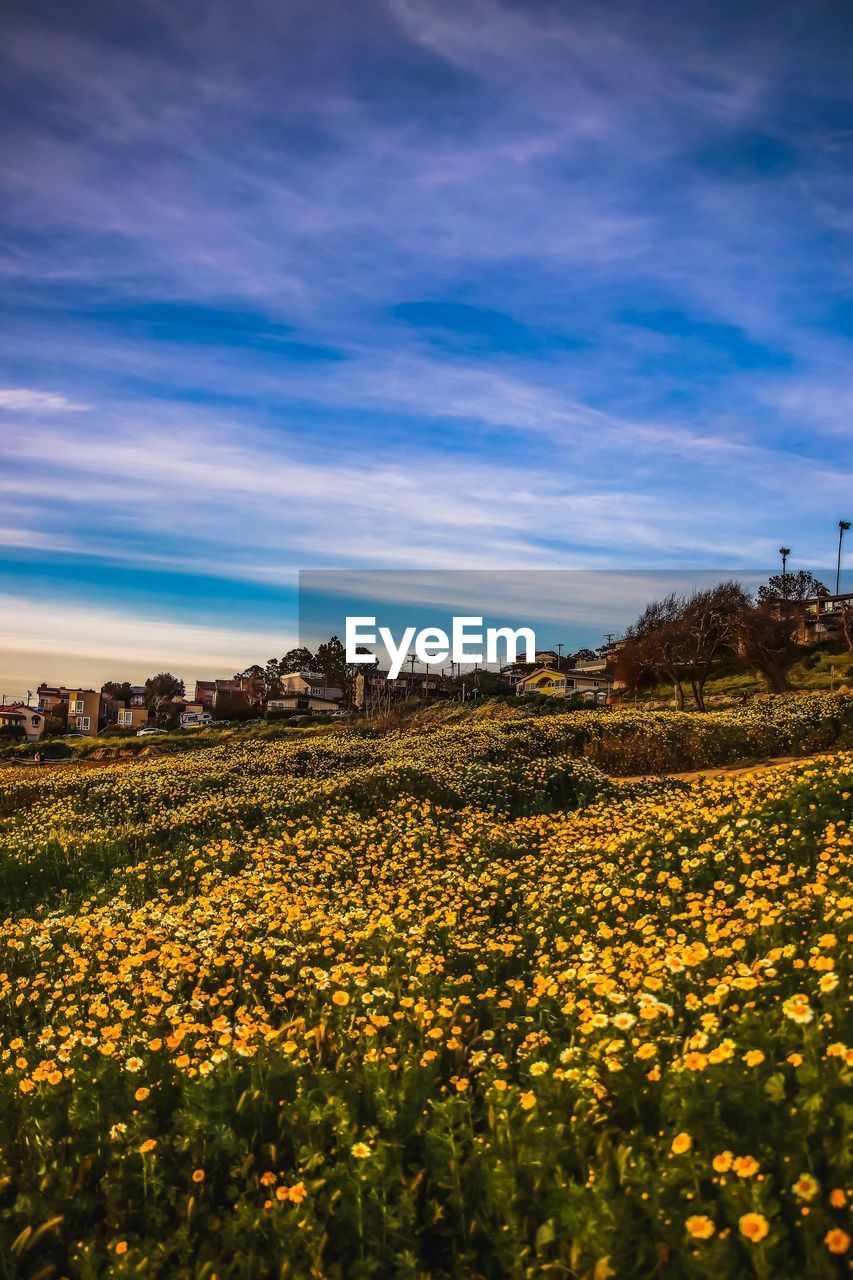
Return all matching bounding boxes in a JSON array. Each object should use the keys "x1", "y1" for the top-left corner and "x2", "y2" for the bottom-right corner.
[{"x1": 180, "y1": 711, "x2": 214, "y2": 729}]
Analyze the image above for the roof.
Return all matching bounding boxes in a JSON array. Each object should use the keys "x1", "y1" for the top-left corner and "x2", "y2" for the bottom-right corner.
[{"x1": 519, "y1": 666, "x2": 613, "y2": 684}]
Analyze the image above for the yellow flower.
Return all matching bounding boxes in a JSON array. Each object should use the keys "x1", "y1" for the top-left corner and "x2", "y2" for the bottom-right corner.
[
  {"x1": 792, "y1": 1173, "x2": 819, "y2": 1201},
  {"x1": 288, "y1": 1181, "x2": 307, "y2": 1203},
  {"x1": 733, "y1": 1155, "x2": 760, "y2": 1178},
  {"x1": 275, "y1": 1185, "x2": 289, "y2": 1201},
  {"x1": 743, "y1": 1049, "x2": 765, "y2": 1066},
  {"x1": 819, "y1": 972, "x2": 839, "y2": 993},
  {"x1": 685, "y1": 1215, "x2": 715, "y2": 1240},
  {"x1": 47, "y1": 1070, "x2": 63, "y2": 1086},
  {"x1": 829, "y1": 1189, "x2": 846, "y2": 1209},
  {"x1": 139, "y1": 1138, "x2": 157, "y2": 1154},
  {"x1": 782, "y1": 994, "x2": 813, "y2": 1024},
  {"x1": 712, "y1": 1150, "x2": 733, "y2": 1173},
  {"x1": 519, "y1": 1090, "x2": 536, "y2": 1111},
  {"x1": 192, "y1": 1169, "x2": 205, "y2": 1183},
  {"x1": 351, "y1": 1142, "x2": 372, "y2": 1158},
  {"x1": 825, "y1": 1228, "x2": 850, "y2": 1255},
  {"x1": 115, "y1": 1241, "x2": 128, "y2": 1256},
  {"x1": 671, "y1": 1132, "x2": 692, "y2": 1155},
  {"x1": 739, "y1": 1213, "x2": 769, "y2": 1242},
  {"x1": 332, "y1": 990, "x2": 350, "y2": 1006}
]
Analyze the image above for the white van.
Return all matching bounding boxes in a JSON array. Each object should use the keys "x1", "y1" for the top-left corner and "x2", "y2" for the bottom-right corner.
[{"x1": 180, "y1": 711, "x2": 214, "y2": 729}]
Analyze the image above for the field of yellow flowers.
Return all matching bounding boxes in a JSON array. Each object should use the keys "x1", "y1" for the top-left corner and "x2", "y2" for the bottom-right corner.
[{"x1": 0, "y1": 695, "x2": 850, "y2": 1278}]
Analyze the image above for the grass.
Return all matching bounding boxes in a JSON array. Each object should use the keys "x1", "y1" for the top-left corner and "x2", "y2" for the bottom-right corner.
[{"x1": 636, "y1": 642, "x2": 853, "y2": 704}]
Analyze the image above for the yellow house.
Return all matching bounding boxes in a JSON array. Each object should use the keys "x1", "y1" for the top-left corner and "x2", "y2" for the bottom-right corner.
[
  {"x1": 66, "y1": 689, "x2": 102, "y2": 736},
  {"x1": 517, "y1": 667, "x2": 613, "y2": 703}
]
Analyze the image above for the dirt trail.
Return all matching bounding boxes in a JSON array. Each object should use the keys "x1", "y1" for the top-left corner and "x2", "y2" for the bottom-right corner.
[{"x1": 617, "y1": 751, "x2": 838, "y2": 785}]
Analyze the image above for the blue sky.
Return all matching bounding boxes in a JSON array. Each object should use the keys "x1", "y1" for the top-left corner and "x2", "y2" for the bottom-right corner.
[{"x1": 1, "y1": 0, "x2": 852, "y2": 690}]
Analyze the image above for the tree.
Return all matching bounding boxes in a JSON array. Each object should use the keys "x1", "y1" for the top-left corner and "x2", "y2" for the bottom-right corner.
[
  {"x1": 757, "y1": 570, "x2": 828, "y2": 606},
  {"x1": 280, "y1": 648, "x2": 315, "y2": 674},
  {"x1": 837, "y1": 599, "x2": 853, "y2": 654},
  {"x1": 735, "y1": 603, "x2": 800, "y2": 693},
  {"x1": 679, "y1": 581, "x2": 748, "y2": 711},
  {"x1": 235, "y1": 664, "x2": 265, "y2": 682},
  {"x1": 263, "y1": 658, "x2": 283, "y2": 699},
  {"x1": 315, "y1": 636, "x2": 348, "y2": 691},
  {"x1": 622, "y1": 593, "x2": 691, "y2": 709},
  {"x1": 144, "y1": 672, "x2": 185, "y2": 725},
  {"x1": 101, "y1": 681, "x2": 132, "y2": 703}
]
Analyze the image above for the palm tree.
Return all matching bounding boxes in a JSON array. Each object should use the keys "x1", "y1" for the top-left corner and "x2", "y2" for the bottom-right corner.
[{"x1": 837, "y1": 521, "x2": 851, "y2": 595}]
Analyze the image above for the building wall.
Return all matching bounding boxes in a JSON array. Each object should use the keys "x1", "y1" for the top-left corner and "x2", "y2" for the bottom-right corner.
[
  {"x1": 67, "y1": 689, "x2": 101, "y2": 735},
  {"x1": 0, "y1": 707, "x2": 46, "y2": 741},
  {"x1": 116, "y1": 706, "x2": 148, "y2": 729}
]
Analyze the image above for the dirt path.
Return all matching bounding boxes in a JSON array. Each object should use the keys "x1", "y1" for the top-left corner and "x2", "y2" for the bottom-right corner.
[{"x1": 618, "y1": 751, "x2": 838, "y2": 785}]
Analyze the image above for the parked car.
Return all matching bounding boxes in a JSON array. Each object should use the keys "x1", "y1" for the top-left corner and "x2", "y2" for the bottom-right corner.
[{"x1": 137, "y1": 726, "x2": 167, "y2": 736}]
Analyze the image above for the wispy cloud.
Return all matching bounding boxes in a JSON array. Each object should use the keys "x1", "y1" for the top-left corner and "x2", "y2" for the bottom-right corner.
[{"x1": 0, "y1": 387, "x2": 88, "y2": 412}]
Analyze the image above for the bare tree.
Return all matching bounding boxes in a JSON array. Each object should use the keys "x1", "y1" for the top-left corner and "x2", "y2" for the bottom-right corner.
[
  {"x1": 680, "y1": 582, "x2": 749, "y2": 711},
  {"x1": 617, "y1": 593, "x2": 689, "y2": 709}
]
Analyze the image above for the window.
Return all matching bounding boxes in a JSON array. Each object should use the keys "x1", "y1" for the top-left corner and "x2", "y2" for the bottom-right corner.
[
  {"x1": 31, "y1": 715, "x2": 40, "y2": 727},
  {"x1": 118, "y1": 710, "x2": 131, "y2": 726},
  {"x1": 72, "y1": 699, "x2": 84, "y2": 714},
  {"x1": 77, "y1": 716, "x2": 90, "y2": 731}
]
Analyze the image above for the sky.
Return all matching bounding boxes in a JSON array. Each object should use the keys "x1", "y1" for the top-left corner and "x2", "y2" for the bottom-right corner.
[{"x1": 1, "y1": 0, "x2": 853, "y2": 693}]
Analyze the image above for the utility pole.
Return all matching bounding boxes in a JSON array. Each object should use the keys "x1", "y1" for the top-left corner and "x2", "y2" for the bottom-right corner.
[
  {"x1": 556, "y1": 641, "x2": 564, "y2": 670},
  {"x1": 837, "y1": 521, "x2": 850, "y2": 596}
]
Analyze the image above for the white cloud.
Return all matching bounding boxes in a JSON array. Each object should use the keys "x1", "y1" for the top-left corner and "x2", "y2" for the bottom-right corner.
[{"x1": 0, "y1": 387, "x2": 88, "y2": 412}]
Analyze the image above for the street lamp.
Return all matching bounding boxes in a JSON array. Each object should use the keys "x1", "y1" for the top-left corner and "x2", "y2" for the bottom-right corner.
[
  {"x1": 779, "y1": 547, "x2": 791, "y2": 600},
  {"x1": 837, "y1": 521, "x2": 851, "y2": 596}
]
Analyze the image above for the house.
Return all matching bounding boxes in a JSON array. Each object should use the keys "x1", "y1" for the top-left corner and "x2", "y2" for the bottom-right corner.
[
  {"x1": 279, "y1": 671, "x2": 343, "y2": 701},
  {"x1": 36, "y1": 684, "x2": 72, "y2": 716},
  {"x1": 65, "y1": 689, "x2": 102, "y2": 736},
  {"x1": 0, "y1": 703, "x2": 46, "y2": 741},
  {"x1": 500, "y1": 651, "x2": 562, "y2": 686},
  {"x1": 793, "y1": 592, "x2": 853, "y2": 647},
  {"x1": 194, "y1": 681, "x2": 216, "y2": 709},
  {"x1": 115, "y1": 703, "x2": 149, "y2": 730},
  {"x1": 265, "y1": 670, "x2": 343, "y2": 714},
  {"x1": 210, "y1": 675, "x2": 264, "y2": 714},
  {"x1": 266, "y1": 693, "x2": 342, "y2": 714},
  {"x1": 517, "y1": 667, "x2": 614, "y2": 704}
]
